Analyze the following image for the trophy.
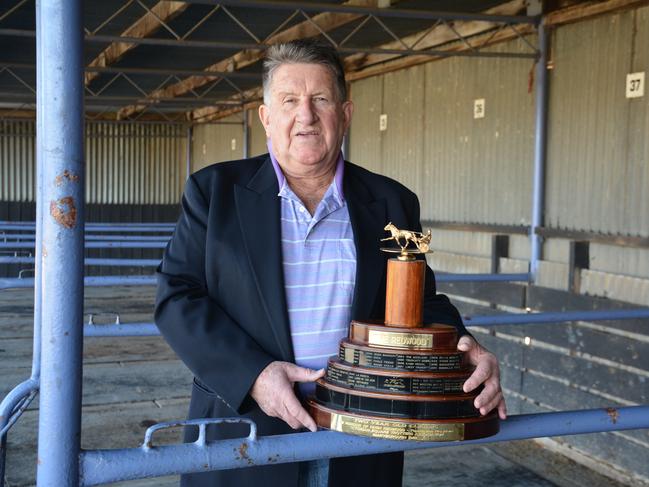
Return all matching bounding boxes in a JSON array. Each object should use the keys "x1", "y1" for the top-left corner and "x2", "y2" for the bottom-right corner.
[{"x1": 307, "y1": 223, "x2": 499, "y2": 441}]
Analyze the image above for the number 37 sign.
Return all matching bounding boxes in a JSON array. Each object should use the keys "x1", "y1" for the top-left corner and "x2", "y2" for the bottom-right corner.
[{"x1": 626, "y1": 72, "x2": 645, "y2": 98}]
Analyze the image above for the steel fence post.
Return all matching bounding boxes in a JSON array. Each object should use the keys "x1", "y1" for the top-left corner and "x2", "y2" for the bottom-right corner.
[
  {"x1": 35, "y1": 0, "x2": 85, "y2": 485},
  {"x1": 530, "y1": 18, "x2": 549, "y2": 282}
]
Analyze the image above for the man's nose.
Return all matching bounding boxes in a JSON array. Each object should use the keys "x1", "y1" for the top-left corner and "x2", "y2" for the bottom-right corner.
[{"x1": 296, "y1": 99, "x2": 317, "y2": 124}]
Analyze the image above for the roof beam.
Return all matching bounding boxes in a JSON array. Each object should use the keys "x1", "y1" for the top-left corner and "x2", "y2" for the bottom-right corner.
[
  {"x1": 344, "y1": 0, "x2": 529, "y2": 75},
  {"x1": 345, "y1": 21, "x2": 535, "y2": 82},
  {"x1": 545, "y1": 0, "x2": 649, "y2": 26},
  {"x1": 116, "y1": 0, "x2": 390, "y2": 119},
  {"x1": 84, "y1": 1, "x2": 190, "y2": 86},
  {"x1": 186, "y1": 0, "x2": 534, "y2": 24},
  {"x1": 190, "y1": 0, "x2": 531, "y2": 122},
  {"x1": 192, "y1": 86, "x2": 263, "y2": 122}
]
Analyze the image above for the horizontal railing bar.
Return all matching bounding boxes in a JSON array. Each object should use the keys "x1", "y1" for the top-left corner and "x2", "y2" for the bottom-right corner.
[
  {"x1": 81, "y1": 307, "x2": 649, "y2": 337},
  {"x1": 0, "y1": 225, "x2": 173, "y2": 233},
  {"x1": 464, "y1": 308, "x2": 649, "y2": 326},
  {"x1": 78, "y1": 405, "x2": 649, "y2": 486},
  {"x1": 0, "y1": 276, "x2": 156, "y2": 290},
  {"x1": 437, "y1": 273, "x2": 529, "y2": 282},
  {"x1": 1, "y1": 234, "x2": 170, "y2": 242},
  {"x1": 0, "y1": 221, "x2": 175, "y2": 227},
  {"x1": 84, "y1": 323, "x2": 159, "y2": 337},
  {"x1": 0, "y1": 257, "x2": 160, "y2": 266},
  {"x1": 0, "y1": 241, "x2": 167, "y2": 249}
]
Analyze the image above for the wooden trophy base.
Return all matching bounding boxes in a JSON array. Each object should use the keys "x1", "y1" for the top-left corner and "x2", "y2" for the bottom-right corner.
[
  {"x1": 308, "y1": 401, "x2": 499, "y2": 442},
  {"x1": 309, "y1": 253, "x2": 500, "y2": 441}
]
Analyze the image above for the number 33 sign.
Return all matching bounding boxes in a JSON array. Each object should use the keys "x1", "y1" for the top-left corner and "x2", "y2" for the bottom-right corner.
[{"x1": 626, "y1": 72, "x2": 645, "y2": 98}]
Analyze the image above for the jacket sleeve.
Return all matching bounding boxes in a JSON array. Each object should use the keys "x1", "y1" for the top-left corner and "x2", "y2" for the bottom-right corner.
[
  {"x1": 155, "y1": 175, "x2": 275, "y2": 414},
  {"x1": 408, "y1": 192, "x2": 471, "y2": 338}
]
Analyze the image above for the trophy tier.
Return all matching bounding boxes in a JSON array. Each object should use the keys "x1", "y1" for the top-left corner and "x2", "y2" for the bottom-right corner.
[{"x1": 309, "y1": 246, "x2": 499, "y2": 442}]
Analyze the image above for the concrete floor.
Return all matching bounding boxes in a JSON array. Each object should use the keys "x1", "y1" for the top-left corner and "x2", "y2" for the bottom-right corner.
[{"x1": 0, "y1": 286, "x2": 629, "y2": 487}]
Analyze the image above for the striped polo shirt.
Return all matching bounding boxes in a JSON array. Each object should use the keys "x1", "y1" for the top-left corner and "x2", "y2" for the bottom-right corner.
[{"x1": 269, "y1": 147, "x2": 356, "y2": 396}]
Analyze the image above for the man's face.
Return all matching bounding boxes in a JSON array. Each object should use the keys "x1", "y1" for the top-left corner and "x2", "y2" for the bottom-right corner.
[{"x1": 259, "y1": 63, "x2": 353, "y2": 175}]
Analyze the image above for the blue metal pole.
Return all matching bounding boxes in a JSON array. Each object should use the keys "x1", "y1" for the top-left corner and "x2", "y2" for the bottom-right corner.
[
  {"x1": 463, "y1": 308, "x2": 649, "y2": 326},
  {"x1": 84, "y1": 323, "x2": 160, "y2": 337},
  {"x1": 0, "y1": 221, "x2": 175, "y2": 227},
  {"x1": 530, "y1": 19, "x2": 549, "y2": 283},
  {"x1": 186, "y1": 125, "x2": 193, "y2": 178},
  {"x1": 35, "y1": 0, "x2": 84, "y2": 484},
  {"x1": 0, "y1": 256, "x2": 161, "y2": 266},
  {"x1": 0, "y1": 4, "x2": 45, "y2": 480},
  {"x1": 0, "y1": 223, "x2": 173, "y2": 233},
  {"x1": 0, "y1": 234, "x2": 170, "y2": 241},
  {"x1": 0, "y1": 275, "x2": 157, "y2": 290},
  {"x1": 0, "y1": 241, "x2": 167, "y2": 249},
  {"x1": 78, "y1": 405, "x2": 649, "y2": 486},
  {"x1": 242, "y1": 110, "x2": 249, "y2": 159},
  {"x1": 0, "y1": 380, "x2": 39, "y2": 436},
  {"x1": 437, "y1": 273, "x2": 530, "y2": 282}
]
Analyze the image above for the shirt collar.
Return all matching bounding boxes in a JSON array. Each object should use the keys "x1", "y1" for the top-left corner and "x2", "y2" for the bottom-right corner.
[{"x1": 267, "y1": 140, "x2": 345, "y2": 204}]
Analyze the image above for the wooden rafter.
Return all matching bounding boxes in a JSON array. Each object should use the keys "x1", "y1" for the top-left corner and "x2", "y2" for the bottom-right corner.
[
  {"x1": 117, "y1": 0, "x2": 387, "y2": 119},
  {"x1": 85, "y1": 1, "x2": 189, "y2": 86},
  {"x1": 545, "y1": 0, "x2": 649, "y2": 26},
  {"x1": 192, "y1": 86, "x2": 264, "y2": 123},
  {"x1": 343, "y1": 0, "x2": 527, "y2": 73}
]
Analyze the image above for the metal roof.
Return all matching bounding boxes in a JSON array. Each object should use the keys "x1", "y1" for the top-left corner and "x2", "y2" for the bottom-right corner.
[{"x1": 0, "y1": 0, "x2": 538, "y2": 122}]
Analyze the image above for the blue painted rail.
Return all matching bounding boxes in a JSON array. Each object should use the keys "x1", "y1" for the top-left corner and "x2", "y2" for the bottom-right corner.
[
  {"x1": 0, "y1": 256, "x2": 160, "y2": 266},
  {"x1": 78, "y1": 405, "x2": 649, "y2": 486}
]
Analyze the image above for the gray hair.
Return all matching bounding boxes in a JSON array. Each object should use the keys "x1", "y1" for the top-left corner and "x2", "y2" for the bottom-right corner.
[{"x1": 262, "y1": 39, "x2": 347, "y2": 105}]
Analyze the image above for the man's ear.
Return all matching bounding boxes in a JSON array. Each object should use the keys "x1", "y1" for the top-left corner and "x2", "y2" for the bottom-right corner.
[
  {"x1": 342, "y1": 100, "x2": 354, "y2": 132},
  {"x1": 258, "y1": 104, "x2": 271, "y2": 137}
]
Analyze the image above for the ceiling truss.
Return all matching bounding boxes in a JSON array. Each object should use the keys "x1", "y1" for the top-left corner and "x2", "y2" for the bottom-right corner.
[{"x1": 0, "y1": 0, "x2": 542, "y2": 122}]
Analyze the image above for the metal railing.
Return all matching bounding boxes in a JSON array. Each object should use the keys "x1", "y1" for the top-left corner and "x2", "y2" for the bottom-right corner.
[
  {"x1": 78, "y1": 405, "x2": 649, "y2": 486},
  {"x1": 3, "y1": 266, "x2": 648, "y2": 484},
  {"x1": 2, "y1": 2, "x2": 647, "y2": 486}
]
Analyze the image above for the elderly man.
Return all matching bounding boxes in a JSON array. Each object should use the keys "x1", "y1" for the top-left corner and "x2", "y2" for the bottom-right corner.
[{"x1": 155, "y1": 39, "x2": 506, "y2": 487}]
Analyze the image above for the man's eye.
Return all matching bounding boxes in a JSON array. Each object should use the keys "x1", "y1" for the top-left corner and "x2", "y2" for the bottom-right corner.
[
  {"x1": 314, "y1": 97, "x2": 328, "y2": 102},
  {"x1": 283, "y1": 98, "x2": 296, "y2": 104}
]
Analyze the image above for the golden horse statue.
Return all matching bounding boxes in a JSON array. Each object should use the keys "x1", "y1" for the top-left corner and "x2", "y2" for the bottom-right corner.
[{"x1": 381, "y1": 222, "x2": 431, "y2": 253}]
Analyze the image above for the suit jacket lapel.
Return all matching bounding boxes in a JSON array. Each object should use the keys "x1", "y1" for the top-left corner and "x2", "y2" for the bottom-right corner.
[
  {"x1": 344, "y1": 163, "x2": 387, "y2": 322},
  {"x1": 234, "y1": 158, "x2": 294, "y2": 362}
]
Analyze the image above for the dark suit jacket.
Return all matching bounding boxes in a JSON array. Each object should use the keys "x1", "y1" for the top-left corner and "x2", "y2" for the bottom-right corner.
[{"x1": 155, "y1": 154, "x2": 469, "y2": 487}]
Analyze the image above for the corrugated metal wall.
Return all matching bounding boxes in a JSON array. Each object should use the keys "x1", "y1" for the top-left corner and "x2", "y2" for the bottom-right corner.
[
  {"x1": 348, "y1": 9, "x2": 649, "y2": 483},
  {"x1": 191, "y1": 115, "x2": 244, "y2": 172},
  {"x1": 546, "y1": 7, "x2": 649, "y2": 237},
  {"x1": 1, "y1": 120, "x2": 186, "y2": 204},
  {"x1": 0, "y1": 119, "x2": 35, "y2": 202},
  {"x1": 349, "y1": 38, "x2": 536, "y2": 226},
  {"x1": 248, "y1": 107, "x2": 268, "y2": 157},
  {"x1": 86, "y1": 122, "x2": 186, "y2": 204}
]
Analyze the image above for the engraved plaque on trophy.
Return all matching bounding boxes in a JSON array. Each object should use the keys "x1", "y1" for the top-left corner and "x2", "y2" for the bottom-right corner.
[{"x1": 308, "y1": 223, "x2": 499, "y2": 441}]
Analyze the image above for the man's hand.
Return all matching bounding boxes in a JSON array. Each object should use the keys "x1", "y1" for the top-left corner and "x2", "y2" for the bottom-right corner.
[
  {"x1": 250, "y1": 361, "x2": 325, "y2": 432},
  {"x1": 458, "y1": 336, "x2": 507, "y2": 420}
]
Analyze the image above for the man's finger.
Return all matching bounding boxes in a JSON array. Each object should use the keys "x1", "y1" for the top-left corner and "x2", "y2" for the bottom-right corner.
[
  {"x1": 284, "y1": 364, "x2": 326, "y2": 383},
  {"x1": 497, "y1": 399, "x2": 507, "y2": 420},
  {"x1": 463, "y1": 361, "x2": 492, "y2": 392},
  {"x1": 473, "y1": 380, "x2": 500, "y2": 409},
  {"x1": 285, "y1": 393, "x2": 317, "y2": 432},
  {"x1": 457, "y1": 335, "x2": 475, "y2": 352},
  {"x1": 478, "y1": 391, "x2": 503, "y2": 416}
]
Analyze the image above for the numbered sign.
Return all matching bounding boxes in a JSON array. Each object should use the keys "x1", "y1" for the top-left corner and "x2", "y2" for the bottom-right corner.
[
  {"x1": 474, "y1": 99, "x2": 485, "y2": 119},
  {"x1": 379, "y1": 113, "x2": 388, "y2": 131},
  {"x1": 626, "y1": 72, "x2": 645, "y2": 98}
]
